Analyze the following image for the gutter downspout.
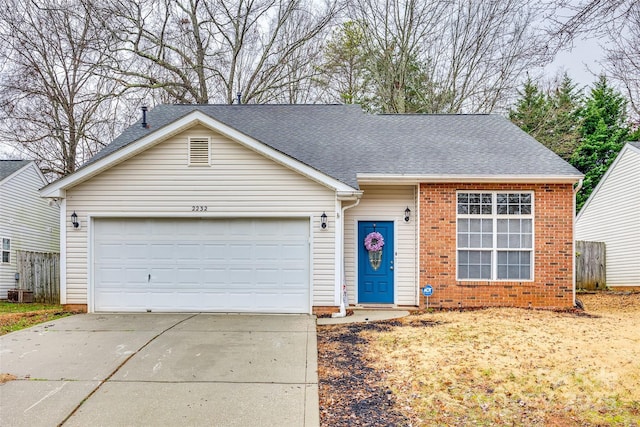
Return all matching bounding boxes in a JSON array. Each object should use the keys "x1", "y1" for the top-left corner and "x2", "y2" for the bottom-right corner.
[
  {"x1": 573, "y1": 179, "x2": 584, "y2": 307},
  {"x1": 332, "y1": 198, "x2": 361, "y2": 318}
]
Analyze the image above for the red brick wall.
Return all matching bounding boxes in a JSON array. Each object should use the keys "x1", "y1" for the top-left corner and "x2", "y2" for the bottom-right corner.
[{"x1": 419, "y1": 183, "x2": 575, "y2": 309}]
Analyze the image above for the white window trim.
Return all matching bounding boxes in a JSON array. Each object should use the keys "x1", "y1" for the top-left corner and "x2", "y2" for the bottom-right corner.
[
  {"x1": 456, "y1": 191, "x2": 535, "y2": 282},
  {"x1": 187, "y1": 136, "x2": 211, "y2": 166},
  {"x1": 1, "y1": 237, "x2": 10, "y2": 264}
]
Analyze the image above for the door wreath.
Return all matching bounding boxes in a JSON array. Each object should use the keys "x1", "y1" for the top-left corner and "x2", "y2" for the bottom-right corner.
[{"x1": 364, "y1": 231, "x2": 384, "y2": 270}]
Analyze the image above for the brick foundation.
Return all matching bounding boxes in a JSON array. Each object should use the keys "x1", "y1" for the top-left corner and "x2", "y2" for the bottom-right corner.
[
  {"x1": 313, "y1": 306, "x2": 340, "y2": 316},
  {"x1": 63, "y1": 304, "x2": 88, "y2": 313},
  {"x1": 420, "y1": 183, "x2": 575, "y2": 309}
]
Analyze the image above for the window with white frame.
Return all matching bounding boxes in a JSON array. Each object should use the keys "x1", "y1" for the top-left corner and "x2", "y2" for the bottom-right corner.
[
  {"x1": 1, "y1": 238, "x2": 10, "y2": 263},
  {"x1": 457, "y1": 192, "x2": 533, "y2": 280}
]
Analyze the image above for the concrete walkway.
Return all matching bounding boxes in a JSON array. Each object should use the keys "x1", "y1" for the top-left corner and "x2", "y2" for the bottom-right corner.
[{"x1": 0, "y1": 313, "x2": 318, "y2": 427}]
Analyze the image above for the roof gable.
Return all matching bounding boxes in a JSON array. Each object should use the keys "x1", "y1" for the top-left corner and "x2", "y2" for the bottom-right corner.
[
  {"x1": 41, "y1": 109, "x2": 358, "y2": 198},
  {"x1": 0, "y1": 160, "x2": 47, "y2": 188},
  {"x1": 577, "y1": 142, "x2": 640, "y2": 220}
]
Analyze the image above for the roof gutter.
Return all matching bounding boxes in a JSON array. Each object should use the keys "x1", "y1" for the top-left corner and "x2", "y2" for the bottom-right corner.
[{"x1": 357, "y1": 174, "x2": 584, "y2": 185}]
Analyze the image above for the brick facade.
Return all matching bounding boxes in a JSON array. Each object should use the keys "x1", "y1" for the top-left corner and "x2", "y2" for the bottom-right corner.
[{"x1": 419, "y1": 183, "x2": 575, "y2": 309}]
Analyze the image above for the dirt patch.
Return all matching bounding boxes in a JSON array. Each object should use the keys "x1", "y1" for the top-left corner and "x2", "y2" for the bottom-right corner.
[
  {"x1": 0, "y1": 309, "x2": 71, "y2": 335},
  {"x1": 318, "y1": 322, "x2": 411, "y2": 426},
  {"x1": 317, "y1": 292, "x2": 640, "y2": 426}
]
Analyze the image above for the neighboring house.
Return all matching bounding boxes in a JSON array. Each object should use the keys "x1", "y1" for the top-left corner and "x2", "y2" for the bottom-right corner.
[
  {"x1": 576, "y1": 142, "x2": 640, "y2": 289},
  {"x1": 0, "y1": 160, "x2": 60, "y2": 299},
  {"x1": 40, "y1": 105, "x2": 582, "y2": 314}
]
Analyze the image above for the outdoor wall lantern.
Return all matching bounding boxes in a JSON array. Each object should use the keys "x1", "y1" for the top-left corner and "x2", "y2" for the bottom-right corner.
[
  {"x1": 320, "y1": 212, "x2": 328, "y2": 229},
  {"x1": 404, "y1": 206, "x2": 411, "y2": 222},
  {"x1": 71, "y1": 211, "x2": 80, "y2": 229}
]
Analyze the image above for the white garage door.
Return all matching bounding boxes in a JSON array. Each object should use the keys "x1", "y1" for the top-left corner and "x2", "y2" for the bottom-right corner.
[{"x1": 93, "y1": 218, "x2": 310, "y2": 313}]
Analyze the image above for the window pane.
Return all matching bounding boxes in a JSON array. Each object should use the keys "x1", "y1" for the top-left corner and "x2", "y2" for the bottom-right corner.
[
  {"x1": 509, "y1": 234, "x2": 521, "y2": 248},
  {"x1": 2, "y1": 239, "x2": 9, "y2": 250},
  {"x1": 497, "y1": 250, "x2": 532, "y2": 279},
  {"x1": 458, "y1": 219, "x2": 469, "y2": 232},
  {"x1": 522, "y1": 234, "x2": 532, "y2": 248},
  {"x1": 457, "y1": 233, "x2": 468, "y2": 247},
  {"x1": 2, "y1": 252, "x2": 8, "y2": 263},
  {"x1": 469, "y1": 234, "x2": 481, "y2": 247},
  {"x1": 521, "y1": 205, "x2": 531, "y2": 214},
  {"x1": 458, "y1": 250, "x2": 491, "y2": 280},
  {"x1": 480, "y1": 265, "x2": 491, "y2": 279},
  {"x1": 458, "y1": 193, "x2": 468, "y2": 204},
  {"x1": 458, "y1": 204, "x2": 468, "y2": 214},
  {"x1": 459, "y1": 265, "x2": 469, "y2": 279},
  {"x1": 482, "y1": 234, "x2": 493, "y2": 248},
  {"x1": 470, "y1": 219, "x2": 481, "y2": 232}
]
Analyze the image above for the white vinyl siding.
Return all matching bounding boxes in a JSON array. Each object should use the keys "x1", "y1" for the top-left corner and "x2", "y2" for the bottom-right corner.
[
  {"x1": 576, "y1": 144, "x2": 640, "y2": 287},
  {"x1": 344, "y1": 185, "x2": 418, "y2": 306},
  {"x1": 64, "y1": 124, "x2": 336, "y2": 307},
  {"x1": 0, "y1": 163, "x2": 60, "y2": 298}
]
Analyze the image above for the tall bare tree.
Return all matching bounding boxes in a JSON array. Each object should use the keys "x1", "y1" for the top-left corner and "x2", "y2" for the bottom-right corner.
[
  {"x1": 98, "y1": 0, "x2": 340, "y2": 105},
  {"x1": 325, "y1": 0, "x2": 552, "y2": 113},
  {"x1": 550, "y1": 0, "x2": 640, "y2": 118},
  {"x1": 0, "y1": 0, "x2": 130, "y2": 176}
]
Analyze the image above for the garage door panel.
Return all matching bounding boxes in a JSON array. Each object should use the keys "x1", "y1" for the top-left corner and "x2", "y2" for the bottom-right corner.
[{"x1": 94, "y1": 218, "x2": 310, "y2": 313}]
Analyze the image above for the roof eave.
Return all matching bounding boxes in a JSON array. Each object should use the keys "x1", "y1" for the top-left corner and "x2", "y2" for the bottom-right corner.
[{"x1": 357, "y1": 174, "x2": 584, "y2": 185}]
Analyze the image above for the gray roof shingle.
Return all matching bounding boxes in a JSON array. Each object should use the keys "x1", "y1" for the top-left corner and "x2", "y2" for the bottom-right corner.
[
  {"x1": 85, "y1": 104, "x2": 582, "y2": 189},
  {"x1": 0, "y1": 160, "x2": 30, "y2": 181}
]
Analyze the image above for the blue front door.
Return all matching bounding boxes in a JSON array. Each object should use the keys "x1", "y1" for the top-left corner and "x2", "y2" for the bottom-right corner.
[{"x1": 358, "y1": 221, "x2": 394, "y2": 304}]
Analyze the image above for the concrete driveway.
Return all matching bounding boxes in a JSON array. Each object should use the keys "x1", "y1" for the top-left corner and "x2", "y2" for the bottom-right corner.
[{"x1": 0, "y1": 313, "x2": 319, "y2": 426}]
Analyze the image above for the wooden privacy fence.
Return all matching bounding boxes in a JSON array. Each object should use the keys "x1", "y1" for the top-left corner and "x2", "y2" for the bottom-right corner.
[
  {"x1": 576, "y1": 241, "x2": 606, "y2": 290},
  {"x1": 16, "y1": 251, "x2": 60, "y2": 304}
]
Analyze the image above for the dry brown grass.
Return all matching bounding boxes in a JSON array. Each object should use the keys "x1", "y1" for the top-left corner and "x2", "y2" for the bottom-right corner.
[{"x1": 358, "y1": 292, "x2": 640, "y2": 426}]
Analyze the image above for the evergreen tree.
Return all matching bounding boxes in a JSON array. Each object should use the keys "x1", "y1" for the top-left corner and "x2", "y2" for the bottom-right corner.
[
  {"x1": 509, "y1": 74, "x2": 582, "y2": 161},
  {"x1": 509, "y1": 77, "x2": 550, "y2": 138},
  {"x1": 571, "y1": 76, "x2": 631, "y2": 211}
]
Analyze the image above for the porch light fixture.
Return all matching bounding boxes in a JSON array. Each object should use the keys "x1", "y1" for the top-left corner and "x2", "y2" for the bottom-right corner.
[
  {"x1": 320, "y1": 212, "x2": 328, "y2": 229},
  {"x1": 71, "y1": 211, "x2": 79, "y2": 229},
  {"x1": 404, "y1": 206, "x2": 411, "y2": 222}
]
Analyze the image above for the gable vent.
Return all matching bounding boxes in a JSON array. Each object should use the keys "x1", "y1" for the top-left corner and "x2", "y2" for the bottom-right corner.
[{"x1": 189, "y1": 137, "x2": 211, "y2": 166}]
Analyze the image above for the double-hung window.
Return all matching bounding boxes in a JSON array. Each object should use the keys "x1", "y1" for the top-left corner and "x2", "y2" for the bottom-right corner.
[
  {"x1": 1, "y1": 238, "x2": 10, "y2": 263},
  {"x1": 457, "y1": 192, "x2": 533, "y2": 281}
]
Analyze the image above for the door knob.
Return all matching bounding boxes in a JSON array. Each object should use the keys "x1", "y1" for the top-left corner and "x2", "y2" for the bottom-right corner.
[{"x1": 390, "y1": 266, "x2": 394, "y2": 270}]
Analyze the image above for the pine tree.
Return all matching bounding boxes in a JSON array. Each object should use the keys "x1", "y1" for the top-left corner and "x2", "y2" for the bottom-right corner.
[
  {"x1": 571, "y1": 76, "x2": 631, "y2": 211},
  {"x1": 509, "y1": 75, "x2": 582, "y2": 161}
]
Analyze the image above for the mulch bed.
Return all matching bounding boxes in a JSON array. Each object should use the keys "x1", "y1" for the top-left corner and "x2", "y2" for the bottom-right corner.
[{"x1": 317, "y1": 321, "x2": 412, "y2": 426}]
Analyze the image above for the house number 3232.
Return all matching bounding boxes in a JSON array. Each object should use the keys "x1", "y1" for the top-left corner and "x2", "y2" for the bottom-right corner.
[{"x1": 192, "y1": 206, "x2": 208, "y2": 212}]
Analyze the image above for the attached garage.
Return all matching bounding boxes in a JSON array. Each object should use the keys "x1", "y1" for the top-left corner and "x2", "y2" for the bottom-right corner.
[{"x1": 93, "y1": 218, "x2": 310, "y2": 313}]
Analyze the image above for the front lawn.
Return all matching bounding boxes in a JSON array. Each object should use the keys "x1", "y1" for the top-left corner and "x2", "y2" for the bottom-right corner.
[
  {"x1": 0, "y1": 301, "x2": 73, "y2": 335},
  {"x1": 318, "y1": 292, "x2": 640, "y2": 426}
]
